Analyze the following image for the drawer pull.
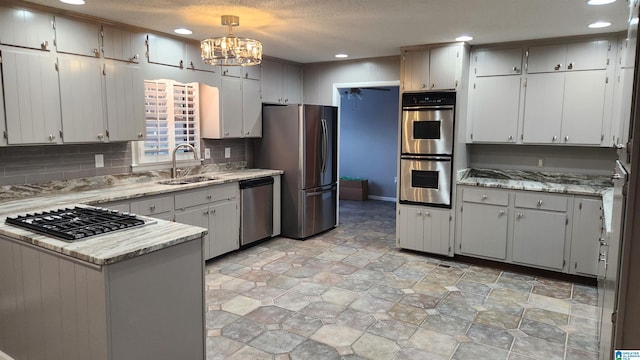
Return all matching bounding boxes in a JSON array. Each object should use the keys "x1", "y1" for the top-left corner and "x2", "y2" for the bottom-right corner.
[
  {"x1": 425, "y1": 211, "x2": 430, "y2": 217},
  {"x1": 517, "y1": 212, "x2": 523, "y2": 219},
  {"x1": 498, "y1": 210, "x2": 505, "y2": 215},
  {"x1": 482, "y1": 194, "x2": 488, "y2": 200},
  {"x1": 150, "y1": 204, "x2": 156, "y2": 211},
  {"x1": 417, "y1": 210, "x2": 422, "y2": 215},
  {"x1": 207, "y1": 194, "x2": 212, "y2": 200},
  {"x1": 537, "y1": 200, "x2": 543, "y2": 207}
]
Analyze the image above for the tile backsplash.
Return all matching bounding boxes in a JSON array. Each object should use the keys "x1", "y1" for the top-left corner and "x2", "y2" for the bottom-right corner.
[{"x1": 0, "y1": 139, "x2": 249, "y2": 186}]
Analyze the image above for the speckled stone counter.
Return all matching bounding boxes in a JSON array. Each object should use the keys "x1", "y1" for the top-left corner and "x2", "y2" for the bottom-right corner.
[
  {"x1": 0, "y1": 167, "x2": 283, "y2": 265},
  {"x1": 458, "y1": 168, "x2": 612, "y2": 196}
]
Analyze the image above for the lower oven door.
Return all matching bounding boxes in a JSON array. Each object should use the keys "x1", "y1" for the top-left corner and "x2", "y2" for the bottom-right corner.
[{"x1": 400, "y1": 156, "x2": 452, "y2": 208}]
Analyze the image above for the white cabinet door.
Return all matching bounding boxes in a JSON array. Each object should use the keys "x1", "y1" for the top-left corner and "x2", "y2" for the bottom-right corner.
[
  {"x1": 469, "y1": 76, "x2": 521, "y2": 143},
  {"x1": 522, "y1": 73, "x2": 564, "y2": 144},
  {"x1": 175, "y1": 207, "x2": 212, "y2": 259},
  {"x1": 146, "y1": 34, "x2": 185, "y2": 68},
  {"x1": 104, "y1": 62, "x2": 145, "y2": 141},
  {"x1": 401, "y1": 50, "x2": 429, "y2": 91},
  {"x1": 429, "y1": 46, "x2": 458, "y2": 90},
  {"x1": 422, "y1": 208, "x2": 452, "y2": 256},
  {"x1": 220, "y1": 76, "x2": 243, "y2": 138},
  {"x1": 527, "y1": 44, "x2": 566, "y2": 73},
  {"x1": 185, "y1": 42, "x2": 216, "y2": 72},
  {"x1": 209, "y1": 200, "x2": 239, "y2": 259},
  {"x1": 566, "y1": 39, "x2": 609, "y2": 71},
  {"x1": 512, "y1": 209, "x2": 567, "y2": 270},
  {"x1": 570, "y1": 197, "x2": 602, "y2": 276},
  {"x1": 242, "y1": 79, "x2": 262, "y2": 137},
  {"x1": 561, "y1": 70, "x2": 607, "y2": 145},
  {"x1": 397, "y1": 205, "x2": 424, "y2": 251},
  {"x1": 473, "y1": 48, "x2": 522, "y2": 76},
  {"x1": 102, "y1": 25, "x2": 141, "y2": 63},
  {"x1": 261, "y1": 59, "x2": 283, "y2": 103},
  {"x1": 611, "y1": 67, "x2": 634, "y2": 147},
  {"x1": 54, "y1": 17, "x2": 101, "y2": 57},
  {"x1": 58, "y1": 56, "x2": 105, "y2": 143},
  {"x1": 243, "y1": 65, "x2": 261, "y2": 80},
  {"x1": 460, "y1": 202, "x2": 508, "y2": 260},
  {"x1": 283, "y1": 63, "x2": 302, "y2": 104},
  {"x1": 3, "y1": 49, "x2": 61, "y2": 144},
  {"x1": 221, "y1": 66, "x2": 242, "y2": 78},
  {"x1": 0, "y1": 7, "x2": 53, "y2": 51}
]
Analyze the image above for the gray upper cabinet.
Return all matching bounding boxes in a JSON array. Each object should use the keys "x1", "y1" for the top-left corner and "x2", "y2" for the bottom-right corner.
[
  {"x1": 2, "y1": 48, "x2": 62, "y2": 144},
  {"x1": 262, "y1": 59, "x2": 302, "y2": 104},
  {"x1": 58, "y1": 55, "x2": 106, "y2": 143},
  {"x1": 429, "y1": 46, "x2": 459, "y2": 90},
  {"x1": 221, "y1": 66, "x2": 242, "y2": 78},
  {"x1": 527, "y1": 40, "x2": 609, "y2": 73},
  {"x1": 401, "y1": 49, "x2": 429, "y2": 91},
  {"x1": 54, "y1": 16, "x2": 101, "y2": 57},
  {"x1": 147, "y1": 34, "x2": 185, "y2": 67},
  {"x1": 469, "y1": 76, "x2": 521, "y2": 143},
  {"x1": 0, "y1": 6, "x2": 53, "y2": 51},
  {"x1": 185, "y1": 42, "x2": 217, "y2": 72},
  {"x1": 243, "y1": 64, "x2": 261, "y2": 80},
  {"x1": 473, "y1": 47, "x2": 522, "y2": 76},
  {"x1": 104, "y1": 62, "x2": 145, "y2": 141},
  {"x1": 102, "y1": 25, "x2": 141, "y2": 63}
]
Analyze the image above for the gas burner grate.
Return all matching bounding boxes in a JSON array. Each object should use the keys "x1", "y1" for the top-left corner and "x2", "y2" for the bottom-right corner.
[{"x1": 5, "y1": 207, "x2": 146, "y2": 241}]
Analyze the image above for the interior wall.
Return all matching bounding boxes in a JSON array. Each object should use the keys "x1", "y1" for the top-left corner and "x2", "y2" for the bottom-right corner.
[
  {"x1": 339, "y1": 87, "x2": 399, "y2": 200},
  {"x1": 467, "y1": 144, "x2": 618, "y2": 175},
  {"x1": 303, "y1": 56, "x2": 400, "y2": 105}
]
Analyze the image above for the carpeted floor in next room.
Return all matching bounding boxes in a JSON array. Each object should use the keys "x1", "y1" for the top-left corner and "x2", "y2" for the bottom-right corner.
[{"x1": 204, "y1": 200, "x2": 599, "y2": 360}]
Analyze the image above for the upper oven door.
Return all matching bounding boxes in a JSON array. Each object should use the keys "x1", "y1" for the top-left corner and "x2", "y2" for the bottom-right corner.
[{"x1": 401, "y1": 106, "x2": 454, "y2": 155}]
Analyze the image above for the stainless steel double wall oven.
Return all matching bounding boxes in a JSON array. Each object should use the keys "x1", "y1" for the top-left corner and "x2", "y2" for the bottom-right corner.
[{"x1": 400, "y1": 91, "x2": 456, "y2": 208}]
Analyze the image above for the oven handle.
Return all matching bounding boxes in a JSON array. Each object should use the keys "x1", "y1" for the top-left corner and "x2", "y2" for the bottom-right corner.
[
  {"x1": 401, "y1": 155, "x2": 452, "y2": 162},
  {"x1": 402, "y1": 105, "x2": 455, "y2": 111}
]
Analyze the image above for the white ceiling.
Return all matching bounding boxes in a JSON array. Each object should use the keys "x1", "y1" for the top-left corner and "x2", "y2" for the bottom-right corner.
[{"x1": 21, "y1": 0, "x2": 631, "y2": 64}]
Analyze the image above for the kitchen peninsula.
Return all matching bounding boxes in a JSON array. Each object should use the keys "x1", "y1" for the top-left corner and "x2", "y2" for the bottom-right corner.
[{"x1": 0, "y1": 168, "x2": 282, "y2": 360}]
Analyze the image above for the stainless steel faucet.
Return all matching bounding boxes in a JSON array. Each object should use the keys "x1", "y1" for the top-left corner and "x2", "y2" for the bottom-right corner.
[{"x1": 172, "y1": 143, "x2": 198, "y2": 178}]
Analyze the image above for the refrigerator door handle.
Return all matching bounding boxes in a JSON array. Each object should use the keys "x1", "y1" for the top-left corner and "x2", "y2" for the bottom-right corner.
[{"x1": 321, "y1": 118, "x2": 328, "y2": 174}]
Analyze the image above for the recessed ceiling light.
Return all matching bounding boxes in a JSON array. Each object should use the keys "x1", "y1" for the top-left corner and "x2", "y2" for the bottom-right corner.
[
  {"x1": 588, "y1": 21, "x2": 612, "y2": 28},
  {"x1": 60, "y1": 0, "x2": 85, "y2": 4},
  {"x1": 587, "y1": 0, "x2": 616, "y2": 5},
  {"x1": 335, "y1": 54, "x2": 349, "y2": 58},
  {"x1": 456, "y1": 35, "x2": 473, "y2": 42},
  {"x1": 174, "y1": 28, "x2": 193, "y2": 35}
]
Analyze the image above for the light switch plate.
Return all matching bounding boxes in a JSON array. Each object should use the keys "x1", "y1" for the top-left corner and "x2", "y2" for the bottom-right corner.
[
  {"x1": 224, "y1": 147, "x2": 231, "y2": 159},
  {"x1": 204, "y1": 148, "x2": 211, "y2": 159},
  {"x1": 95, "y1": 154, "x2": 104, "y2": 168}
]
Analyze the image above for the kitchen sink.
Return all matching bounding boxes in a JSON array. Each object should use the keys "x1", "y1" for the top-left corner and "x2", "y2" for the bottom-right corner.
[{"x1": 157, "y1": 175, "x2": 221, "y2": 185}]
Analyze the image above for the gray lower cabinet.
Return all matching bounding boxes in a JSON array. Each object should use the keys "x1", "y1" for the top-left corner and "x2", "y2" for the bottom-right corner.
[
  {"x1": 174, "y1": 183, "x2": 239, "y2": 260},
  {"x1": 397, "y1": 204, "x2": 452, "y2": 256},
  {"x1": 570, "y1": 197, "x2": 603, "y2": 276},
  {"x1": 456, "y1": 186, "x2": 601, "y2": 276},
  {"x1": 0, "y1": 234, "x2": 204, "y2": 360}
]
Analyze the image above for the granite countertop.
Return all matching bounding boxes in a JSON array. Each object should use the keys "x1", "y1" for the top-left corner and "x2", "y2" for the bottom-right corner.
[
  {"x1": 457, "y1": 168, "x2": 613, "y2": 196},
  {"x1": 0, "y1": 167, "x2": 283, "y2": 265}
]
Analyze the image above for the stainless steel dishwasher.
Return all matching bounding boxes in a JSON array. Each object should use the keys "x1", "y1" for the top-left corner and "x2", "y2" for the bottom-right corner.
[{"x1": 239, "y1": 177, "x2": 274, "y2": 247}]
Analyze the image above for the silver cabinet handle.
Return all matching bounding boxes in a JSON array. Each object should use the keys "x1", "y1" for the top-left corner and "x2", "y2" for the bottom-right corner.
[
  {"x1": 150, "y1": 204, "x2": 156, "y2": 211},
  {"x1": 537, "y1": 200, "x2": 543, "y2": 207},
  {"x1": 568, "y1": 62, "x2": 574, "y2": 70},
  {"x1": 49, "y1": 134, "x2": 56, "y2": 141},
  {"x1": 508, "y1": 135, "x2": 513, "y2": 141},
  {"x1": 138, "y1": 132, "x2": 144, "y2": 138},
  {"x1": 512, "y1": 66, "x2": 517, "y2": 71},
  {"x1": 41, "y1": 41, "x2": 48, "y2": 50},
  {"x1": 97, "y1": 133, "x2": 104, "y2": 140},
  {"x1": 425, "y1": 211, "x2": 430, "y2": 217},
  {"x1": 498, "y1": 210, "x2": 505, "y2": 215},
  {"x1": 554, "y1": 64, "x2": 562, "y2": 70},
  {"x1": 207, "y1": 194, "x2": 212, "y2": 200},
  {"x1": 517, "y1": 212, "x2": 523, "y2": 218},
  {"x1": 552, "y1": 136, "x2": 558, "y2": 142},
  {"x1": 614, "y1": 143, "x2": 625, "y2": 149},
  {"x1": 564, "y1": 136, "x2": 569, "y2": 142},
  {"x1": 93, "y1": 48, "x2": 99, "y2": 56},
  {"x1": 482, "y1": 194, "x2": 488, "y2": 200},
  {"x1": 417, "y1": 210, "x2": 422, "y2": 215},
  {"x1": 612, "y1": 173, "x2": 622, "y2": 180}
]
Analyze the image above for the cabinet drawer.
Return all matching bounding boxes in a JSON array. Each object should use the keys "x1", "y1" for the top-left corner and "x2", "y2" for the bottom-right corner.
[
  {"x1": 175, "y1": 183, "x2": 237, "y2": 209},
  {"x1": 130, "y1": 195, "x2": 174, "y2": 216},
  {"x1": 462, "y1": 187, "x2": 509, "y2": 206},
  {"x1": 514, "y1": 192, "x2": 567, "y2": 211}
]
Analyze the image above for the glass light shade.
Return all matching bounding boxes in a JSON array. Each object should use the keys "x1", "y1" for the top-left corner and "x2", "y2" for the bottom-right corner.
[{"x1": 201, "y1": 36, "x2": 262, "y2": 66}]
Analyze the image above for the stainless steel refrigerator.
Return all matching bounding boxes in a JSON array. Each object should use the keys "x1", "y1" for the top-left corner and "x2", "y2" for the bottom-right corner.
[{"x1": 255, "y1": 104, "x2": 338, "y2": 239}]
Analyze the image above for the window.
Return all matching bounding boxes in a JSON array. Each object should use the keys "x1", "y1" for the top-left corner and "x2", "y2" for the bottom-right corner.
[{"x1": 134, "y1": 80, "x2": 200, "y2": 166}]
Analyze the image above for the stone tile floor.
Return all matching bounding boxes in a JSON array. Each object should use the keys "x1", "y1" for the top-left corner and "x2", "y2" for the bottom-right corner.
[{"x1": 204, "y1": 200, "x2": 599, "y2": 360}]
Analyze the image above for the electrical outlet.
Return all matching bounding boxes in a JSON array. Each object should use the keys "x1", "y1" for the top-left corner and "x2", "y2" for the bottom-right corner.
[
  {"x1": 204, "y1": 148, "x2": 211, "y2": 159},
  {"x1": 224, "y1": 147, "x2": 231, "y2": 159},
  {"x1": 95, "y1": 154, "x2": 104, "y2": 168},
  {"x1": 537, "y1": 158, "x2": 543, "y2": 167}
]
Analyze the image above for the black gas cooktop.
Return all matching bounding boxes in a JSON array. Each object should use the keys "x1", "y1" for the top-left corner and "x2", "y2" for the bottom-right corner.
[{"x1": 5, "y1": 207, "x2": 146, "y2": 242}]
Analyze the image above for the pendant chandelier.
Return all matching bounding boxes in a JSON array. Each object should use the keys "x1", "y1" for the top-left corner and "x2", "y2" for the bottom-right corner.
[{"x1": 201, "y1": 15, "x2": 262, "y2": 66}]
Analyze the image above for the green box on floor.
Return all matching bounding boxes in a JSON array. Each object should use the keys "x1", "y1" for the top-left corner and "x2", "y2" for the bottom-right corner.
[{"x1": 339, "y1": 178, "x2": 368, "y2": 201}]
